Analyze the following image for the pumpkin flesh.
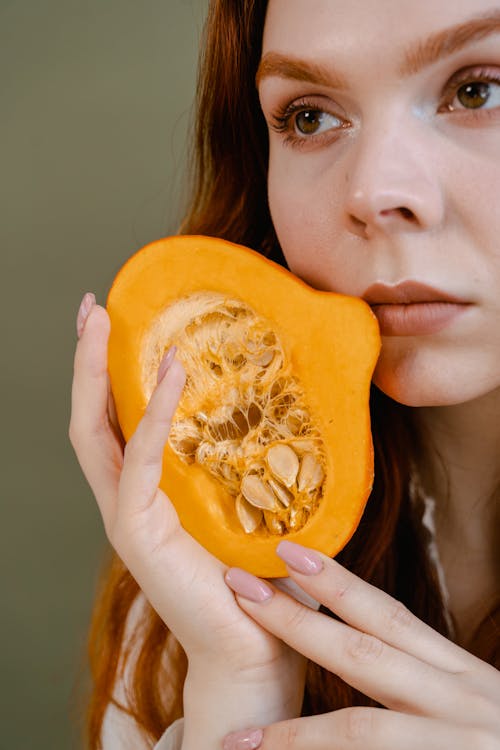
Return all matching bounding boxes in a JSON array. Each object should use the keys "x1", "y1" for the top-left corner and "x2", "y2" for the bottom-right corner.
[{"x1": 107, "y1": 235, "x2": 381, "y2": 577}]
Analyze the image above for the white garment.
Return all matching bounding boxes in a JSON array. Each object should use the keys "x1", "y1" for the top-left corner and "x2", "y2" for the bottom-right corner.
[
  {"x1": 101, "y1": 708, "x2": 183, "y2": 750},
  {"x1": 409, "y1": 474, "x2": 454, "y2": 636},
  {"x1": 153, "y1": 718, "x2": 184, "y2": 750}
]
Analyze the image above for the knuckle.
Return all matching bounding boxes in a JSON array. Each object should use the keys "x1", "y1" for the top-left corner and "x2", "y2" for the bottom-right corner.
[
  {"x1": 264, "y1": 721, "x2": 299, "y2": 749},
  {"x1": 384, "y1": 599, "x2": 413, "y2": 633},
  {"x1": 282, "y1": 723, "x2": 299, "y2": 747},
  {"x1": 143, "y1": 401, "x2": 171, "y2": 430},
  {"x1": 283, "y1": 603, "x2": 311, "y2": 634},
  {"x1": 346, "y1": 630, "x2": 384, "y2": 663},
  {"x1": 68, "y1": 420, "x2": 91, "y2": 457},
  {"x1": 339, "y1": 707, "x2": 375, "y2": 741},
  {"x1": 123, "y1": 433, "x2": 141, "y2": 461},
  {"x1": 334, "y1": 573, "x2": 357, "y2": 601},
  {"x1": 69, "y1": 412, "x2": 111, "y2": 449},
  {"x1": 123, "y1": 435, "x2": 159, "y2": 470},
  {"x1": 123, "y1": 436, "x2": 135, "y2": 459},
  {"x1": 141, "y1": 403, "x2": 156, "y2": 424}
]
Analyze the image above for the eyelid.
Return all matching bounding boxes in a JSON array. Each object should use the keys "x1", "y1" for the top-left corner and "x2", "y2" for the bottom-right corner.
[
  {"x1": 440, "y1": 64, "x2": 500, "y2": 108},
  {"x1": 268, "y1": 95, "x2": 349, "y2": 134}
]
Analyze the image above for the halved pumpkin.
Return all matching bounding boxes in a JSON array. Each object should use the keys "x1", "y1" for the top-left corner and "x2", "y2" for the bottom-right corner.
[{"x1": 107, "y1": 235, "x2": 380, "y2": 577}]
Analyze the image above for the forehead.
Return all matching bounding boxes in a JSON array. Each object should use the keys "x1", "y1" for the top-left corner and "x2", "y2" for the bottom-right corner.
[{"x1": 262, "y1": 0, "x2": 497, "y2": 64}]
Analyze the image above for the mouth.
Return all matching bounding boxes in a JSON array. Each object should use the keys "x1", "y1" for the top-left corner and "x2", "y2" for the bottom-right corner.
[{"x1": 361, "y1": 281, "x2": 472, "y2": 336}]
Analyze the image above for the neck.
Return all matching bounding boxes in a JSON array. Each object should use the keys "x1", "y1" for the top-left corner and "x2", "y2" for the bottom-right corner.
[
  {"x1": 411, "y1": 387, "x2": 500, "y2": 644},
  {"x1": 413, "y1": 387, "x2": 500, "y2": 531}
]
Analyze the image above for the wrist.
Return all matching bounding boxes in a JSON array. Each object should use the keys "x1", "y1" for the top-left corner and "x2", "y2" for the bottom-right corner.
[{"x1": 181, "y1": 656, "x2": 306, "y2": 750}]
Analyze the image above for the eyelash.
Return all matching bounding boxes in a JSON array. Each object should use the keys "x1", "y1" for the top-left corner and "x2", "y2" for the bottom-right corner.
[
  {"x1": 270, "y1": 99, "x2": 346, "y2": 149},
  {"x1": 269, "y1": 66, "x2": 500, "y2": 149}
]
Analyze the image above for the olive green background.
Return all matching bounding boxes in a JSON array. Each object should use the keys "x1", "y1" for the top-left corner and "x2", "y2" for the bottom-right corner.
[{"x1": 2, "y1": 2, "x2": 207, "y2": 747}]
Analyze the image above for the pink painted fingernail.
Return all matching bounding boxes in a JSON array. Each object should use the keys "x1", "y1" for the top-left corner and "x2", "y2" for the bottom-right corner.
[
  {"x1": 276, "y1": 540, "x2": 323, "y2": 575},
  {"x1": 225, "y1": 568, "x2": 273, "y2": 603},
  {"x1": 76, "y1": 292, "x2": 96, "y2": 338},
  {"x1": 222, "y1": 728, "x2": 263, "y2": 750},
  {"x1": 157, "y1": 346, "x2": 177, "y2": 384}
]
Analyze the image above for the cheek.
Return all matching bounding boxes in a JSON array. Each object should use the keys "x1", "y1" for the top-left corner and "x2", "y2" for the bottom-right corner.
[
  {"x1": 267, "y1": 149, "x2": 348, "y2": 290},
  {"x1": 443, "y1": 129, "x2": 500, "y2": 265}
]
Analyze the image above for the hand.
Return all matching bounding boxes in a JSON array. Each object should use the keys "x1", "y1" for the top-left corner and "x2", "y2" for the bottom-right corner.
[
  {"x1": 69, "y1": 297, "x2": 306, "y2": 718},
  {"x1": 223, "y1": 540, "x2": 500, "y2": 749}
]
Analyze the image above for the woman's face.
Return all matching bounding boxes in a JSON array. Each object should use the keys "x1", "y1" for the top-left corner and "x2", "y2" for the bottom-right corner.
[{"x1": 258, "y1": 0, "x2": 500, "y2": 407}]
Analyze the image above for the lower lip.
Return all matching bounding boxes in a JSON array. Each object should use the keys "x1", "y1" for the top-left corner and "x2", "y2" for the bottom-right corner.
[{"x1": 370, "y1": 302, "x2": 470, "y2": 336}]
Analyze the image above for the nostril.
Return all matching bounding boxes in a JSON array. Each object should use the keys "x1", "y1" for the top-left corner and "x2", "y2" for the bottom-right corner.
[
  {"x1": 399, "y1": 207, "x2": 416, "y2": 221},
  {"x1": 380, "y1": 206, "x2": 417, "y2": 222},
  {"x1": 351, "y1": 215, "x2": 366, "y2": 227},
  {"x1": 347, "y1": 213, "x2": 369, "y2": 239}
]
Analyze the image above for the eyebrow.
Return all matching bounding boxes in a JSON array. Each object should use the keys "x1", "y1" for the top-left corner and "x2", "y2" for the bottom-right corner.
[{"x1": 255, "y1": 10, "x2": 500, "y2": 88}]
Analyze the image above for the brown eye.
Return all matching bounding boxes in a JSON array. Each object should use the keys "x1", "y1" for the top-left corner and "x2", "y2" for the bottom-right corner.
[
  {"x1": 456, "y1": 81, "x2": 490, "y2": 109},
  {"x1": 295, "y1": 110, "x2": 324, "y2": 134},
  {"x1": 294, "y1": 109, "x2": 342, "y2": 136}
]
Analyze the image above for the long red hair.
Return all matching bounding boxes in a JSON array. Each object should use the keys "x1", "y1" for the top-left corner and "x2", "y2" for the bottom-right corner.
[{"x1": 82, "y1": 1, "x2": 500, "y2": 746}]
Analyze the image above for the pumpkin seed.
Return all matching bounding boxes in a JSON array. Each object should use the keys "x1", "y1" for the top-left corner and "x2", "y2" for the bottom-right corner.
[
  {"x1": 241, "y1": 473, "x2": 281, "y2": 511},
  {"x1": 266, "y1": 444, "x2": 299, "y2": 487},
  {"x1": 290, "y1": 439, "x2": 317, "y2": 454},
  {"x1": 297, "y1": 453, "x2": 324, "y2": 492},
  {"x1": 268, "y1": 478, "x2": 293, "y2": 508},
  {"x1": 235, "y1": 493, "x2": 263, "y2": 533}
]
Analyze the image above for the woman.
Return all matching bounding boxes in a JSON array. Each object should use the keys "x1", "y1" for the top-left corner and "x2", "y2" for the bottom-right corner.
[{"x1": 70, "y1": 0, "x2": 500, "y2": 748}]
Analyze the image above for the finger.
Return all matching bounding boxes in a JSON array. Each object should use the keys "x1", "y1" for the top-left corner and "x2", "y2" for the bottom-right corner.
[
  {"x1": 274, "y1": 541, "x2": 476, "y2": 673},
  {"x1": 70, "y1": 304, "x2": 123, "y2": 516},
  {"x1": 107, "y1": 388, "x2": 125, "y2": 450},
  {"x1": 224, "y1": 569, "x2": 463, "y2": 721},
  {"x1": 118, "y1": 352, "x2": 186, "y2": 514},
  {"x1": 224, "y1": 709, "x2": 480, "y2": 750}
]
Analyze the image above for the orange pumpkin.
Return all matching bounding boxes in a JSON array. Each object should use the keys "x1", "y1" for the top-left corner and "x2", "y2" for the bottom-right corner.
[{"x1": 107, "y1": 235, "x2": 380, "y2": 577}]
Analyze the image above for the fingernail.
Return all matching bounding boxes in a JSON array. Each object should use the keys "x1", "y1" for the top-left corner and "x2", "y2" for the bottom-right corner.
[
  {"x1": 225, "y1": 568, "x2": 273, "y2": 603},
  {"x1": 76, "y1": 292, "x2": 96, "y2": 338},
  {"x1": 222, "y1": 728, "x2": 263, "y2": 750},
  {"x1": 157, "y1": 346, "x2": 177, "y2": 384},
  {"x1": 276, "y1": 540, "x2": 323, "y2": 575}
]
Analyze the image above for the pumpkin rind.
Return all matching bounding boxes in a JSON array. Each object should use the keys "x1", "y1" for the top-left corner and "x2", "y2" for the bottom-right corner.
[{"x1": 107, "y1": 235, "x2": 381, "y2": 577}]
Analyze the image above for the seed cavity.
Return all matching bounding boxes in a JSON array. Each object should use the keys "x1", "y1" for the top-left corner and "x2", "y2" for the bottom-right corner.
[{"x1": 142, "y1": 292, "x2": 327, "y2": 536}]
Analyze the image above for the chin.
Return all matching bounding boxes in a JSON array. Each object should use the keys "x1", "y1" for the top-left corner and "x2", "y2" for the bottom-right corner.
[{"x1": 371, "y1": 348, "x2": 486, "y2": 408}]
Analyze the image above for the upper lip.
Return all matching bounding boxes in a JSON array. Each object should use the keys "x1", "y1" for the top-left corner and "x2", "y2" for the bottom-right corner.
[{"x1": 362, "y1": 281, "x2": 469, "y2": 305}]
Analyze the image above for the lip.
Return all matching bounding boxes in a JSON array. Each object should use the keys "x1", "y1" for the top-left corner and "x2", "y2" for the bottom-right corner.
[
  {"x1": 361, "y1": 281, "x2": 472, "y2": 336},
  {"x1": 362, "y1": 280, "x2": 468, "y2": 305}
]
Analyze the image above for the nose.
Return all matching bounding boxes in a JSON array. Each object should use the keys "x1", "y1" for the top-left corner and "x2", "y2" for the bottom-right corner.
[{"x1": 343, "y1": 117, "x2": 445, "y2": 239}]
